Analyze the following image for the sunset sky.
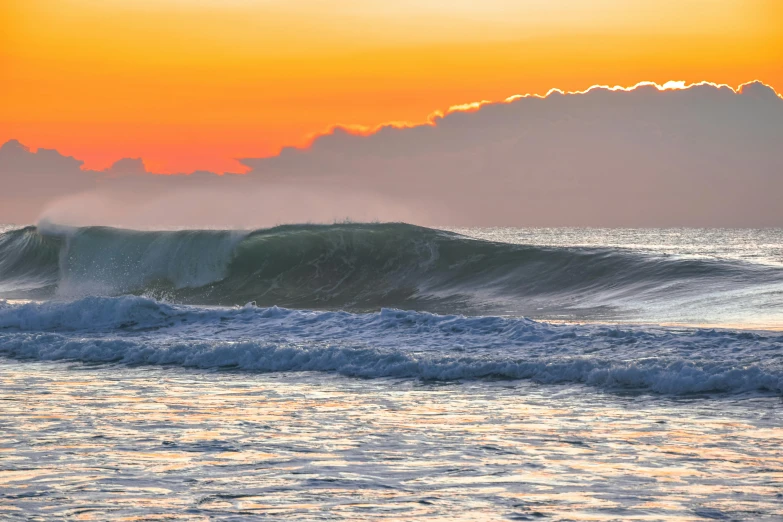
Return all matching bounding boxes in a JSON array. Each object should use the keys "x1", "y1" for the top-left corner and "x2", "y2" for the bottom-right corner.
[{"x1": 2, "y1": 0, "x2": 782, "y2": 173}]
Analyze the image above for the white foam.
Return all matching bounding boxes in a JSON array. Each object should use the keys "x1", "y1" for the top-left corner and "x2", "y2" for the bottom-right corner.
[{"x1": 1, "y1": 297, "x2": 781, "y2": 395}]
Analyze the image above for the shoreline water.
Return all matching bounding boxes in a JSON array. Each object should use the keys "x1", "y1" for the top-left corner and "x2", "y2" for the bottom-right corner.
[
  {"x1": 1, "y1": 223, "x2": 781, "y2": 519},
  {"x1": 2, "y1": 359, "x2": 781, "y2": 521}
]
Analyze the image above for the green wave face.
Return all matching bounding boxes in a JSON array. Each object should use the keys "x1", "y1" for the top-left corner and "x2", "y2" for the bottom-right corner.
[
  {"x1": 0, "y1": 226, "x2": 62, "y2": 298},
  {"x1": 0, "y1": 223, "x2": 780, "y2": 321}
]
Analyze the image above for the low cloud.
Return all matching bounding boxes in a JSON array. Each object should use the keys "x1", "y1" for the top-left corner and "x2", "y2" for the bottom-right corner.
[
  {"x1": 0, "y1": 140, "x2": 96, "y2": 223},
  {"x1": 2, "y1": 81, "x2": 782, "y2": 227}
]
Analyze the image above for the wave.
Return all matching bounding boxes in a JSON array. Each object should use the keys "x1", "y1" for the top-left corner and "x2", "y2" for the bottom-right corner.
[
  {"x1": 0, "y1": 222, "x2": 782, "y2": 322},
  {"x1": 1, "y1": 296, "x2": 781, "y2": 395}
]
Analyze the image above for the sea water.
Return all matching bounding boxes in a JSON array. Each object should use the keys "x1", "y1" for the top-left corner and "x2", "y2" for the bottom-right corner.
[{"x1": 0, "y1": 224, "x2": 781, "y2": 520}]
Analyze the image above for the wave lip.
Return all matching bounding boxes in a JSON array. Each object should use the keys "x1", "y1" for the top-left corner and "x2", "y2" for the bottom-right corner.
[
  {"x1": 1, "y1": 296, "x2": 781, "y2": 395},
  {"x1": 1, "y1": 222, "x2": 782, "y2": 324}
]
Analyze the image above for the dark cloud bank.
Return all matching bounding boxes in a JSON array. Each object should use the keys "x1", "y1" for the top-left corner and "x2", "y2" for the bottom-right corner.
[{"x1": 2, "y1": 81, "x2": 782, "y2": 228}]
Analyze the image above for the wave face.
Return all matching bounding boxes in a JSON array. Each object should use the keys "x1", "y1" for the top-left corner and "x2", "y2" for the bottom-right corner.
[
  {"x1": 1, "y1": 296, "x2": 781, "y2": 395},
  {"x1": 1, "y1": 223, "x2": 782, "y2": 323}
]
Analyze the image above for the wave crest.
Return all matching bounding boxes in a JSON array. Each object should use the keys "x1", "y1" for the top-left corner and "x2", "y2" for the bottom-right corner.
[{"x1": 0, "y1": 223, "x2": 781, "y2": 322}]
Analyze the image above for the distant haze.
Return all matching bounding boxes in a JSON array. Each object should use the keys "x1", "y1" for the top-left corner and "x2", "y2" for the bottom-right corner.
[{"x1": 1, "y1": 81, "x2": 782, "y2": 228}]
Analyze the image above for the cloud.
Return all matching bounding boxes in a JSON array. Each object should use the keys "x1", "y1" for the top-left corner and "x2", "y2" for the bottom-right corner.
[
  {"x1": 2, "y1": 80, "x2": 782, "y2": 227},
  {"x1": 4, "y1": 143, "x2": 420, "y2": 228},
  {"x1": 0, "y1": 140, "x2": 96, "y2": 223},
  {"x1": 104, "y1": 157, "x2": 148, "y2": 178},
  {"x1": 239, "y1": 80, "x2": 783, "y2": 227}
]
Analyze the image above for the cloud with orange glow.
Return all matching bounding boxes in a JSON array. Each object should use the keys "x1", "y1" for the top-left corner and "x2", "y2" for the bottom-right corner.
[
  {"x1": 2, "y1": 81, "x2": 782, "y2": 227},
  {"x1": 2, "y1": 0, "x2": 782, "y2": 173}
]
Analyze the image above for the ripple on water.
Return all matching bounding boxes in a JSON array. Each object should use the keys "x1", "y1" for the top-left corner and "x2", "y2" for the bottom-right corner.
[{"x1": 0, "y1": 360, "x2": 781, "y2": 520}]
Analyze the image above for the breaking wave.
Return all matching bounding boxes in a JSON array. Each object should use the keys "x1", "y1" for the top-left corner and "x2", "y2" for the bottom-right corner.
[
  {"x1": 0, "y1": 296, "x2": 781, "y2": 395},
  {"x1": 1, "y1": 222, "x2": 781, "y2": 321}
]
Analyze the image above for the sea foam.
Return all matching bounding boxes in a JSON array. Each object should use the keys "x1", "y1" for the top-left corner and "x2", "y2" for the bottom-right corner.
[{"x1": 1, "y1": 296, "x2": 780, "y2": 395}]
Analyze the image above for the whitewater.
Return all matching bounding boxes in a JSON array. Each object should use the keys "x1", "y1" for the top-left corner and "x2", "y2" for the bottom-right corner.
[{"x1": 1, "y1": 223, "x2": 782, "y2": 520}]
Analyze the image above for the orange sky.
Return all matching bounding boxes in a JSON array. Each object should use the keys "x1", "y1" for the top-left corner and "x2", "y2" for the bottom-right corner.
[{"x1": 2, "y1": 0, "x2": 782, "y2": 173}]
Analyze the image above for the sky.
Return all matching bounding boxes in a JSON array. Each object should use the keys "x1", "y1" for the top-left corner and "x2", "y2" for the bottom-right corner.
[
  {"x1": 2, "y1": 0, "x2": 782, "y2": 174},
  {"x1": 3, "y1": 81, "x2": 783, "y2": 227}
]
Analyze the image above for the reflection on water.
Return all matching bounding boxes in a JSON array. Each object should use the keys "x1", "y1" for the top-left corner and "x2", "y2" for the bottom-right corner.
[
  {"x1": 0, "y1": 360, "x2": 781, "y2": 521},
  {"x1": 447, "y1": 227, "x2": 783, "y2": 267}
]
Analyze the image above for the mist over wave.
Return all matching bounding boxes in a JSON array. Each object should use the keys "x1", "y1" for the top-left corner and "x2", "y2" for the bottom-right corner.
[{"x1": 1, "y1": 222, "x2": 782, "y2": 324}]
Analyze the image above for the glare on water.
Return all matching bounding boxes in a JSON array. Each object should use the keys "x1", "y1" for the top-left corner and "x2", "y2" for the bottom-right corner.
[
  {"x1": 446, "y1": 227, "x2": 783, "y2": 267},
  {"x1": 1, "y1": 361, "x2": 781, "y2": 521}
]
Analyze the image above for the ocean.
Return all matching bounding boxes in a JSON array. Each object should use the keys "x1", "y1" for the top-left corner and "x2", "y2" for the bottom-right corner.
[{"x1": 1, "y1": 223, "x2": 781, "y2": 520}]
